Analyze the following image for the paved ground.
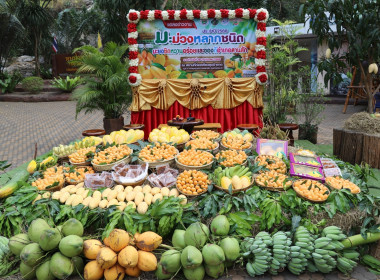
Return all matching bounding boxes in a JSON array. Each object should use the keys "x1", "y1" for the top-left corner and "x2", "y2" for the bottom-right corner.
[
  {"x1": 0, "y1": 101, "x2": 367, "y2": 168},
  {"x1": 0, "y1": 101, "x2": 378, "y2": 279}
]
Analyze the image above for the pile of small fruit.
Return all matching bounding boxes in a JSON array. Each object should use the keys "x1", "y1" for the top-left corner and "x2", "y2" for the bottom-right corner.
[
  {"x1": 325, "y1": 176, "x2": 360, "y2": 194},
  {"x1": 31, "y1": 175, "x2": 65, "y2": 191},
  {"x1": 256, "y1": 155, "x2": 287, "y2": 174},
  {"x1": 191, "y1": 129, "x2": 220, "y2": 140},
  {"x1": 293, "y1": 179, "x2": 330, "y2": 202},
  {"x1": 216, "y1": 150, "x2": 247, "y2": 167},
  {"x1": 177, "y1": 150, "x2": 214, "y2": 166},
  {"x1": 83, "y1": 229, "x2": 162, "y2": 279},
  {"x1": 48, "y1": 183, "x2": 186, "y2": 214},
  {"x1": 148, "y1": 127, "x2": 190, "y2": 144},
  {"x1": 176, "y1": 170, "x2": 209, "y2": 196},
  {"x1": 92, "y1": 145, "x2": 132, "y2": 165},
  {"x1": 185, "y1": 138, "x2": 218, "y2": 151},
  {"x1": 139, "y1": 143, "x2": 178, "y2": 162},
  {"x1": 64, "y1": 166, "x2": 95, "y2": 184},
  {"x1": 259, "y1": 124, "x2": 288, "y2": 140},
  {"x1": 69, "y1": 146, "x2": 96, "y2": 164},
  {"x1": 255, "y1": 170, "x2": 292, "y2": 190},
  {"x1": 102, "y1": 129, "x2": 144, "y2": 145},
  {"x1": 221, "y1": 134, "x2": 251, "y2": 150}
]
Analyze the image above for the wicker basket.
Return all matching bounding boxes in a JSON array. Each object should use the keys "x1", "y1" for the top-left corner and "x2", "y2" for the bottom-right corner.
[
  {"x1": 114, "y1": 175, "x2": 148, "y2": 187},
  {"x1": 293, "y1": 180, "x2": 330, "y2": 203},
  {"x1": 69, "y1": 159, "x2": 91, "y2": 167},
  {"x1": 176, "y1": 185, "x2": 207, "y2": 197},
  {"x1": 175, "y1": 157, "x2": 213, "y2": 171},
  {"x1": 64, "y1": 166, "x2": 94, "y2": 185},
  {"x1": 255, "y1": 155, "x2": 287, "y2": 174},
  {"x1": 138, "y1": 148, "x2": 179, "y2": 169},
  {"x1": 253, "y1": 173, "x2": 292, "y2": 192},
  {"x1": 45, "y1": 178, "x2": 65, "y2": 192},
  {"x1": 220, "y1": 141, "x2": 252, "y2": 151},
  {"x1": 92, "y1": 156, "x2": 131, "y2": 172},
  {"x1": 213, "y1": 183, "x2": 253, "y2": 194},
  {"x1": 190, "y1": 134, "x2": 222, "y2": 142},
  {"x1": 325, "y1": 180, "x2": 361, "y2": 194},
  {"x1": 185, "y1": 142, "x2": 220, "y2": 155}
]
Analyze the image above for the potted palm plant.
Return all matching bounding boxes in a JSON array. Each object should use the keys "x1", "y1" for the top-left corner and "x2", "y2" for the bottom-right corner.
[{"x1": 72, "y1": 42, "x2": 131, "y2": 133}]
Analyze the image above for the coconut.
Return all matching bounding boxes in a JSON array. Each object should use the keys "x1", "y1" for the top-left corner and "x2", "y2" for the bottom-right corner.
[
  {"x1": 39, "y1": 228, "x2": 61, "y2": 251},
  {"x1": 50, "y1": 252, "x2": 74, "y2": 279},
  {"x1": 181, "y1": 245, "x2": 203, "y2": 269},
  {"x1": 172, "y1": 229, "x2": 186, "y2": 249},
  {"x1": 202, "y1": 244, "x2": 225, "y2": 265},
  {"x1": 36, "y1": 259, "x2": 55, "y2": 280},
  {"x1": 9, "y1": 233, "x2": 30, "y2": 256},
  {"x1": 205, "y1": 263, "x2": 225, "y2": 279},
  {"x1": 59, "y1": 235, "x2": 83, "y2": 257},
  {"x1": 220, "y1": 237, "x2": 240, "y2": 261},
  {"x1": 155, "y1": 263, "x2": 173, "y2": 280},
  {"x1": 28, "y1": 219, "x2": 51, "y2": 243},
  {"x1": 210, "y1": 215, "x2": 230, "y2": 236},
  {"x1": 184, "y1": 222, "x2": 209, "y2": 248},
  {"x1": 72, "y1": 256, "x2": 84, "y2": 275},
  {"x1": 20, "y1": 243, "x2": 44, "y2": 267},
  {"x1": 20, "y1": 262, "x2": 36, "y2": 280},
  {"x1": 83, "y1": 239, "x2": 103, "y2": 260},
  {"x1": 104, "y1": 264, "x2": 125, "y2": 280},
  {"x1": 183, "y1": 265, "x2": 205, "y2": 280},
  {"x1": 61, "y1": 218, "x2": 83, "y2": 237},
  {"x1": 160, "y1": 249, "x2": 181, "y2": 273}
]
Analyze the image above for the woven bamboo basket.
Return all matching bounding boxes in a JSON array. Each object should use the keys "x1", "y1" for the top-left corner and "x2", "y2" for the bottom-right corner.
[
  {"x1": 64, "y1": 166, "x2": 95, "y2": 185},
  {"x1": 220, "y1": 141, "x2": 252, "y2": 151},
  {"x1": 92, "y1": 156, "x2": 131, "y2": 172},
  {"x1": 254, "y1": 173, "x2": 292, "y2": 192},
  {"x1": 176, "y1": 185, "x2": 207, "y2": 197},
  {"x1": 138, "y1": 148, "x2": 179, "y2": 169},
  {"x1": 213, "y1": 182, "x2": 253, "y2": 194},
  {"x1": 175, "y1": 157, "x2": 213, "y2": 171},
  {"x1": 325, "y1": 178, "x2": 361, "y2": 194},
  {"x1": 185, "y1": 142, "x2": 220, "y2": 155},
  {"x1": 293, "y1": 180, "x2": 330, "y2": 203},
  {"x1": 69, "y1": 159, "x2": 91, "y2": 167}
]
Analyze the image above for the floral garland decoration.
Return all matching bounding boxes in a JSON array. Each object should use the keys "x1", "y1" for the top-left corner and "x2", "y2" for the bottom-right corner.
[{"x1": 127, "y1": 8, "x2": 269, "y2": 86}]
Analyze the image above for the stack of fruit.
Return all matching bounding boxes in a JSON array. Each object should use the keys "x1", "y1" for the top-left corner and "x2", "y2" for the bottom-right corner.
[
  {"x1": 75, "y1": 137, "x2": 102, "y2": 150},
  {"x1": 191, "y1": 130, "x2": 220, "y2": 141},
  {"x1": 9, "y1": 218, "x2": 84, "y2": 280},
  {"x1": 176, "y1": 170, "x2": 209, "y2": 196},
  {"x1": 221, "y1": 134, "x2": 252, "y2": 150},
  {"x1": 222, "y1": 129, "x2": 253, "y2": 142},
  {"x1": 52, "y1": 144, "x2": 76, "y2": 158},
  {"x1": 27, "y1": 156, "x2": 57, "y2": 174},
  {"x1": 259, "y1": 124, "x2": 288, "y2": 140},
  {"x1": 185, "y1": 138, "x2": 218, "y2": 152},
  {"x1": 102, "y1": 130, "x2": 144, "y2": 145},
  {"x1": 255, "y1": 170, "x2": 292, "y2": 190},
  {"x1": 31, "y1": 166, "x2": 65, "y2": 191},
  {"x1": 139, "y1": 143, "x2": 178, "y2": 163},
  {"x1": 325, "y1": 176, "x2": 360, "y2": 194},
  {"x1": 158, "y1": 216, "x2": 240, "y2": 280},
  {"x1": 212, "y1": 165, "x2": 252, "y2": 191},
  {"x1": 293, "y1": 180, "x2": 330, "y2": 202},
  {"x1": 256, "y1": 155, "x2": 287, "y2": 174},
  {"x1": 176, "y1": 150, "x2": 214, "y2": 167},
  {"x1": 64, "y1": 166, "x2": 95, "y2": 184},
  {"x1": 149, "y1": 127, "x2": 190, "y2": 144},
  {"x1": 69, "y1": 146, "x2": 96, "y2": 165},
  {"x1": 49, "y1": 184, "x2": 186, "y2": 213},
  {"x1": 83, "y1": 230, "x2": 162, "y2": 279},
  {"x1": 215, "y1": 150, "x2": 247, "y2": 167},
  {"x1": 92, "y1": 145, "x2": 132, "y2": 166}
]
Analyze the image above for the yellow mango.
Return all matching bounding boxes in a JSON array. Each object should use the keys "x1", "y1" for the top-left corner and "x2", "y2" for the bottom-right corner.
[
  {"x1": 141, "y1": 69, "x2": 153, "y2": 79},
  {"x1": 214, "y1": 70, "x2": 227, "y2": 78},
  {"x1": 150, "y1": 66, "x2": 167, "y2": 79},
  {"x1": 221, "y1": 177, "x2": 232, "y2": 189}
]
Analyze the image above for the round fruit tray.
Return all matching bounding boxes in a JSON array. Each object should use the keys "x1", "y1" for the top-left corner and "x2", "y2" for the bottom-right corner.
[
  {"x1": 255, "y1": 155, "x2": 287, "y2": 174},
  {"x1": 137, "y1": 156, "x2": 177, "y2": 170},
  {"x1": 185, "y1": 142, "x2": 220, "y2": 155},
  {"x1": 293, "y1": 179, "x2": 330, "y2": 203},
  {"x1": 175, "y1": 158, "x2": 213, "y2": 171},
  {"x1": 213, "y1": 182, "x2": 253, "y2": 194},
  {"x1": 92, "y1": 156, "x2": 131, "y2": 172},
  {"x1": 325, "y1": 176, "x2": 361, "y2": 194},
  {"x1": 254, "y1": 172, "x2": 292, "y2": 192},
  {"x1": 69, "y1": 159, "x2": 91, "y2": 167},
  {"x1": 176, "y1": 185, "x2": 207, "y2": 197},
  {"x1": 64, "y1": 166, "x2": 95, "y2": 185}
]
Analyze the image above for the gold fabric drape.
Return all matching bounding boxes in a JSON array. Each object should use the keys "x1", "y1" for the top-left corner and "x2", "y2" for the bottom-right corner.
[{"x1": 131, "y1": 78, "x2": 263, "y2": 112}]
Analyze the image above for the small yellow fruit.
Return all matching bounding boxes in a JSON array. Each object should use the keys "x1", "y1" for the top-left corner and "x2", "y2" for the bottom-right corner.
[
  {"x1": 137, "y1": 250, "x2": 157, "y2": 271},
  {"x1": 27, "y1": 160, "x2": 37, "y2": 174},
  {"x1": 125, "y1": 266, "x2": 141, "y2": 277},
  {"x1": 136, "y1": 231, "x2": 162, "y2": 252}
]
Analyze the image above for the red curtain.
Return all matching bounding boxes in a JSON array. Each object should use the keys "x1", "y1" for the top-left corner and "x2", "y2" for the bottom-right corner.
[{"x1": 131, "y1": 101, "x2": 263, "y2": 138}]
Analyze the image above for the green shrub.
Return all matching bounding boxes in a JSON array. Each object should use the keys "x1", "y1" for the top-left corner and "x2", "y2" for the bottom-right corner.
[
  {"x1": 0, "y1": 71, "x2": 23, "y2": 93},
  {"x1": 51, "y1": 76, "x2": 82, "y2": 93},
  {"x1": 21, "y1": 76, "x2": 44, "y2": 94}
]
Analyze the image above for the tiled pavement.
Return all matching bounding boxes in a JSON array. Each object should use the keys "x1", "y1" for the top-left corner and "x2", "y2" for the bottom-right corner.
[
  {"x1": 0, "y1": 101, "x2": 367, "y2": 168},
  {"x1": 0, "y1": 101, "x2": 378, "y2": 279}
]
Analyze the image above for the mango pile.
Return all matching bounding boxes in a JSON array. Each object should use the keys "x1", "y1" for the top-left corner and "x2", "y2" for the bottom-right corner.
[
  {"x1": 102, "y1": 130, "x2": 144, "y2": 145},
  {"x1": 149, "y1": 126, "x2": 190, "y2": 144},
  {"x1": 256, "y1": 155, "x2": 287, "y2": 174},
  {"x1": 325, "y1": 176, "x2": 360, "y2": 194},
  {"x1": 191, "y1": 129, "x2": 220, "y2": 141},
  {"x1": 83, "y1": 230, "x2": 162, "y2": 280},
  {"x1": 293, "y1": 179, "x2": 330, "y2": 202}
]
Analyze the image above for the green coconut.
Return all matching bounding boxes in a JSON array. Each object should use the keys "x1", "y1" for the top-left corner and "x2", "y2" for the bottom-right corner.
[
  {"x1": 155, "y1": 263, "x2": 173, "y2": 280},
  {"x1": 210, "y1": 215, "x2": 230, "y2": 236},
  {"x1": 160, "y1": 249, "x2": 181, "y2": 273},
  {"x1": 205, "y1": 263, "x2": 225, "y2": 279},
  {"x1": 71, "y1": 256, "x2": 84, "y2": 275},
  {"x1": 225, "y1": 260, "x2": 234, "y2": 268},
  {"x1": 202, "y1": 244, "x2": 225, "y2": 265},
  {"x1": 220, "y1": 237, "x2": 240, "y2": 261},
  {"x1": 28, "y1": 219, "x2": 51, "y2": 243},
  {"x1": 58, "y1": 235, "x2": 83, "y2": 257},
  {"x1": 36, "y1": 259, "x2": 55, "y2": 280},
  {"x1": 184, "y1": 222, "x2": 209, "y2": 248},
  {"x1": 181, "y1": 245, "x2": 203, "y2": 269},
  {"x1": 49, "y1": 252, "x2": 74, "y2": 279},
  {"x1": 20, "y1": 243, "x2": 44, "y2": 267},
  {"x1": 61, "y1": 219, "x2": 83, "y2": 237},
  {"x1": 183, "y1": 265, "x2": 205, "y2": 280},
  {"x1": 39, "y1": 228, "x2": 61, "y2": 251},
  {"x1": 9, "y1": 233, "x2": 30, "y2": 256},
  {"x1": 20, "y1": 261, "x2": 36, "y2": 280},
  {"x1": 172, "y1": 229, "x2": 186, "y2": 249}
]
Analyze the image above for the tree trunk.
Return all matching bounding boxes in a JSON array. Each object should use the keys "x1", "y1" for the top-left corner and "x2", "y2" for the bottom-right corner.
[
  {"x1": 358, "y1": 58, "x2": 374, "y2": 113},
  {"x1": 34, "y1": 31, "x2": 40, "y2": 77}
]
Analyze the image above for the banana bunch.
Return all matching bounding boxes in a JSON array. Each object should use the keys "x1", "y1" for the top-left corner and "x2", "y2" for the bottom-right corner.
[
  {"x1": 287, "y1": 226, "x2": 315, "y2": 275},
  {"x1": 312, "y1": 236, "x2": 340, "y2": 273},
  {"x1": 321, "y1": 225, "x2": 347, "y2": 240},
  {"x1": 242, "y1": 237, "x2": 272, "y2": 277},
  {"x1": 336, "y1": 248, "x2": 359, "y2": 274},
  {"x1": 53, "y1": 144, "x2": 76, "y2": 158},
  {"x1": 361, "y1": 254, "x2": 380, "y2": 274},
  {"x1": 256, "y1": 231, "x2": 273, "y2": 246},
  {"x1": 270, "y1": 231, "x2": 291, "y2": 274}
]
